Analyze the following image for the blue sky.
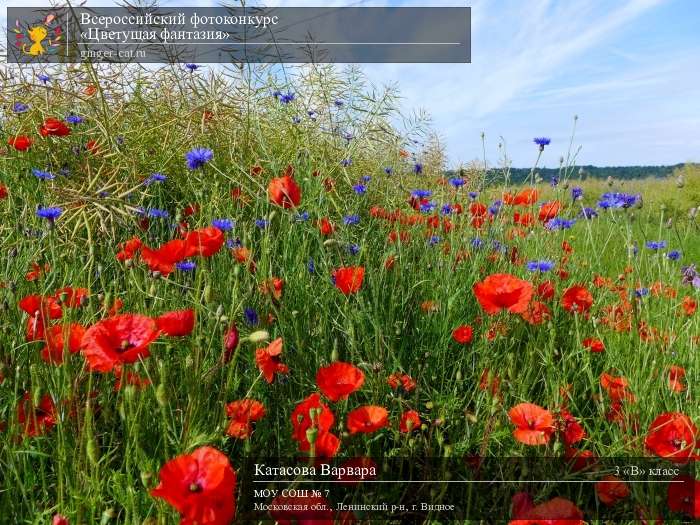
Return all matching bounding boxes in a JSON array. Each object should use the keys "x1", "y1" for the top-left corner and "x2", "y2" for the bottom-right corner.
[{"x1": 5, "y1": 0, "x2": 700, "y2": 167}]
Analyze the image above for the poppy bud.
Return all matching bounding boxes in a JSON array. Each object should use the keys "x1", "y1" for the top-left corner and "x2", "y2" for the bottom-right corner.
[
  {"x1": 100, "y1": 508, "x2": 116, "y2": 525},
  {"x1": 155, "y1": 384, "x2": 167, "y2": 407},
  {"x1": 140, "y1": 471, "x2": 153, "y2": 488},
  {"x1": 247, "y1": 330, "x2": 269, "y2": 343},
  {"x1": 87, "y1": 437, "x2": 100, "y2": 465},
  {"x1": 456, "y1": 370, "x2": 462, "y2": 381},
  {"x1": 215, "y1": 304, "x2": 224, "y2": 318},
  {"x1": 204, "y1": 285, "x2": 213, "y2": 303},
  {"x1": 305, "y1": 427, "x2": 318, "y2": 446},
  {"x1": 331, "y1": 346, "x2": 339, "y2": 362},
  {"x1": 118, "y1": 402, "x2": 126, "y2": 420},
  {"x1": 223, "y1": 324, "x2": 239, "y2": 362}
]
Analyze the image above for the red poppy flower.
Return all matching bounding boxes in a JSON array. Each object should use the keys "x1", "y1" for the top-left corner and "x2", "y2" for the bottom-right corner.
[
  {"x1": 113, "y1": 365, "x2": 152, "y2": 392},
  {"x1": 268, "y1": 173, "x2": 301, "y2": 208},
  {"x1": 558, "y1": 408, "x2": 585, "y2": 446},
  {"x1": 290, "y1": 393, "x2": 335, "y2": 448},
  {"x1": 81, "y1": 313, "x2": 160, "y2": 372},
  {"x1": 316, "y1": 362, "x2": 365, "y2": 402},
  {"x1": 470, "y1": 202, "x2": 488, "y2": 217},
  {"x1": 538, "y1": 200, "x2": 561, "y2": 222},
  {"x1": 155, "y1": 309, "x2": 195, "y2": 337},
  {"x1": 116, "y1": 237, "x2": 142, "y2": 261},
  {"x1": 473, "y1": 274, "x2": 533, "y2": 315},
  {"x1": 399, "y1": 410, "x2": 421, "y2": 433},
  {"x1": 535, "y1": 281, "x2": 555, "y2": 302},
  {"x1": 644, "y1": 412, "x2": 697, "y2": 463},
  {"x1": 583, "y1": 337, "x2": 605, "y2": 353},
  {"x1": 667, "y1": 474, "x2": 700, "y2": 518},
  {"x1": 508, "y1": 403, "x2": 555, "y2": 445},
  {"x1": 333, "y1": 266, "x2": 365, "y2": 295},
  {"x1": 318, "y1": 217, "x2": 335, "y2": 236},
  {"x1": 41, "y1": 323, "x2": 86, "y2": 364},
  {"x1": 254, "y1": 338, "x2": 289, "y2": 383},
  {"x1": 346, "y1": 405, "x2": 388, "y2": 435},
  {"x1": 185, "y1": 226, "x2": 225, "y2": 258},
  {"x1": 52, "y1": 515, "x2": 69, "y2": 525},
  {"x1": 386, "y1": 372, "x2": 416, "y2": 393},
  {"x1": 521, "y1": 301, "x2": 552, "y2": 325},
  {"x1": 225, "y1": 399, "x2": 266, "y2": 439},
  {"x1": 19, "y1": 294, "x2": 63, "y2": 341},
  {"x1": 509, "y1": 493, "x2": 584, "y2": 525},
  {"x1": 595, "y1": 475, "x2": 629, "y2": 506},
  {"x1": 54, "y1": 286, "x2": 89, "y2": 308},
  {"x1": 681, "y1": 296, "x2": 697, "y2": 316},
  {"x1": 513, "y1": 188, "x2": 538, "y2": 206},
  {"x1": 564, "y1": 447, "x2": 598, "y2": 473},
  {"x1": 141, "y1": 239, "x2": 189, "y2": 275},
  {"x1": 561, "y1": 285, "x2": 593, "y2": 314},
  {"x1": 600, "y1": 373, "x2": 635, "y2": 403},
  {"x1": 259, "y1": 277, "x2": 284, "y2": 301},
  {"x1": 17, "y1": 392, "x2": 57, "y2": 437},
  {"x1": 0, "y1": 184, "x2": 7, "y2": 199},
  {"x1": 150, "y1": 446, "x2": 236, "y2": 525},
  {"x1": 668, "y1": 366, "x2": 686, "y2": 392},
  {"x1": 452, "y1": 325, "x2": 474, "y2": 344},
  {"x1": 8, "y1": 135, "x2": 33, "y2": 151},
  {"x1": 25, "y1": 262, "x2": 49, "y2": 282},
  {"x1": 513, "y1": 212, "x2": 535, "y2": 227},
  {"x1": 39, "y1": 117, "x2": 71, "y2": 137}
]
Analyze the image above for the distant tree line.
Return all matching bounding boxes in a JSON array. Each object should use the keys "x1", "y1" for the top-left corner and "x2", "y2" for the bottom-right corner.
[{"x1": 446, "y1": 163, "x2": 691, "y2": 185}]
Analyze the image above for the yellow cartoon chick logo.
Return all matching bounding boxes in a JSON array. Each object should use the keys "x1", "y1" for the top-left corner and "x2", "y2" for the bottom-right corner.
[{"x1": 13, "y1": 13, "x2": 62, "y2": 58}]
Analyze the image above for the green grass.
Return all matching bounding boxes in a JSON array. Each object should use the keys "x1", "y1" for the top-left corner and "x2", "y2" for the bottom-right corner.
[{"x1": 0, "y1": 63, "x2": 698, "y2": 524}]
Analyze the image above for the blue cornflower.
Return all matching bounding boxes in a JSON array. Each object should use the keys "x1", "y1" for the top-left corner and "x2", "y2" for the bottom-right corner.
[
  {"x1": 212, "y1": 218, "x2": 235, "y2": 231},
  {"x1": 634, "y1": 288, "x2": 649, "y2": 298},
  {"x1": 13, "y1": 102, "x2": 29, "y2": 113},
  {"x1": 646, "y1": 241, "x2": 667, "y2": 250},
  {"x1": 667, "y1": 250, "x2": 681, "y2": 261},
  {"x1": 185, "y1": 147, "x2": 213, "y2": 170},
  {"x1": 362, "y1": 175, "x2": 371, "y2": 183},
  {"x1": 545, "y1": 218, "x2": 576, "y2": 230},
  {"x1": 347, "y1": 243, "x2": 360, "y2": 255},
  {"x1": 307, "y1": 258, "x2": 316, "y2": 274},
  {"x1": 441, "y1": 204, "x2": 452, "y2": 215},
  {"x1": 65, "y1": 114, "x2": 84, "y2": 124},
  {"x1": 411, "y1": 189, "x2": 432, "y2": 199},
  {"x1": 419, "y1": 201, "x2": 436, "y2": 213},
  {"x1": 176, "y1": 261, "x2": 197, "y2": 272},
  {"x1": 526, "y1": 260, "x2": 555, "y2": 273},
  {"x1": 292, "y1": 116, "x2": 301, "y2": 124},
  {"x1": 550, "y1": 176, "x2": 559, "y2": 188},
  {"x1": 449, "y1": 177, "x2": 465, "y2": 188},
  {"x1": 471, "y1": 238, "x2": 484, "y2": 249},
  {"x1": 571, "y1": 187, "x2": 583, "y2": 201},
  {"x1": 353, "y1": 184, "x2": 367, "y2": 195},
  {"x1": 632, "y1": 243, "x2": 639, "y2": 256},
  {"x1": 143, "y1": 172, "x2": 167, "y2": 185},
  {"x1": 334, "y1": 99, "x2": 344, "y2": 107},
  {"x1": 578, "y1": 207, "x2": 598, "y2": 219},
  {"x1": 116, "y1": 136, "x2": 125, "y2": 145},
  {"x1": 185, "y1": 63, "x2": 199, "y2": 71},
  {"x1": 413, "y1": 163, "x2": 423, "y2": 174},
  {"x1": 227, "y1": 238, "x2": 243, "y2": 249},
  {"x1": 488, "y1": 200, "x2": 503, "y2": 216},
  {"x1": 343, "y1": 214, "x2": 360, "y2": 226},
  {"x1": 36, "y1": 206, "x2": 62, "y2": 221},
  {"x1": 384, "y1": 167, "x2": 393, "y2": 175},
  {"x1": 343, "y1": 132, "x2": 353, "y2": 142},
  {"x1": 244, "y1": 308, "x2": 259, "y2": 326},
  {"x1": 279, "y1": 92, "x2": 295, "y2": 104},
  {"x1": 598, "y1": 192, "x2": 640, "y2": 209},
  {"x1": 148, "y1": 208, "x2": 169, "y2": 219},
  {"x1": 341, "y1": 158, "x2": 352, "y2": 167},
  {"x1": 307, "y1": 110, "x2": 317, "y2": 119},
  {"x1": 468, "y1": 191, "x2": 479, "y2": 200},
  {"x1": 38, "y1": 74, "x2": 50, "y2": 83},
  {"x1": 428, "y1": 235, "x2": 441, "y2": 246},
  {"x1": 255, "y1": 219, "x2": 269, "y2": 229},
  {"x1": 533, "y1": 137, "x2": 551, "y2": 150},
  {"x1": 32, "y1": 168, "x2": 55, "y2": 180},
  {"x1": 295, "y1": 211, "x2": 310, "y2": 222}
]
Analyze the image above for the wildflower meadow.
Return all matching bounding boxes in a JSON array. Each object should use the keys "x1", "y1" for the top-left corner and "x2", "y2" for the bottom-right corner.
[{"x1": 0, "y1": 61, "x2": 698, "y2": 524}]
